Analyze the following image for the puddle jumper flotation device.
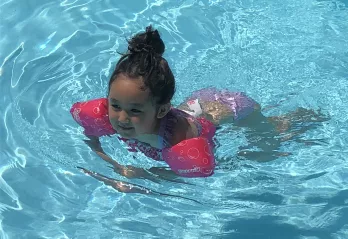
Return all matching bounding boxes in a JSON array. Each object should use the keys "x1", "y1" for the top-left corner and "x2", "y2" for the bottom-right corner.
[{"x1": 70, "y1": 98, "x2": 216, "y2": 178}]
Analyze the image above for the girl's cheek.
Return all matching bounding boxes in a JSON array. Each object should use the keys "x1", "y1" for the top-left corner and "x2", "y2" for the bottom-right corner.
[
  {"x1": 131, "y1": 117, "x2": 141, "y2": 124},
  {"x1": 108, "y1": 111, "x2": 116, "y2": 119}
]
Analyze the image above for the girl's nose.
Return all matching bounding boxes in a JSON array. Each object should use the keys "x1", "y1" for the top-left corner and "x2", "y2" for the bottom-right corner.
[{"x1": 117, "y1": 110, "x2": 130, "y2": 123}]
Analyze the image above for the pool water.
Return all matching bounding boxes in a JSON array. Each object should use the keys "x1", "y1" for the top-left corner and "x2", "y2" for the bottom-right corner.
[{"x1": 1, "y1": 0, "x2": 348, "y2": 238}]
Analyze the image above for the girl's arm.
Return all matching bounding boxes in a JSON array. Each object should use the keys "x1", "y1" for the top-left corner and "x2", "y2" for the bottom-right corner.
[
  {"x1": 84, "y1": 135, "x2": 123, "y2": 171},
  {"x1": 78, "y1": 167, "x2": 200, "y2": 203},
  {"x1": 84, "y1": 136, "x2": 192, "y2": 183},
  {"x1": 83, "y1": 135, "x2": 161, "y2": 182}
]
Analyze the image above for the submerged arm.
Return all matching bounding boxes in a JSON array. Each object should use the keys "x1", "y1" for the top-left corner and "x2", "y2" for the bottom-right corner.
[
  {"x1": 77, "y1": 167, "x2": 201, "y2": 203},
  {"x1": 83, "y1": 135, "x2": 161, "y2": 182},
  {"x1": 84, "y1": 136, "x2": 192, "y2": 184}
]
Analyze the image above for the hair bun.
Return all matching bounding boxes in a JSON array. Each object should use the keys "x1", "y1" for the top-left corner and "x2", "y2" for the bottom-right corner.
[{"x1": 128, "y1": 25, "x2": 165, "y2": 56}]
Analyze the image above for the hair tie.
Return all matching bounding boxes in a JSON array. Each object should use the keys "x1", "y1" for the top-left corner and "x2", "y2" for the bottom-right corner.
[{"x1": 128, "y1": 43, "x2": 157, "y2": 55}]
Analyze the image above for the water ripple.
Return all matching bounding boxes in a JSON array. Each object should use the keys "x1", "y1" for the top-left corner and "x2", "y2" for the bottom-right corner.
[{"x1": 0, "y1": 0, "x2": 348, "y2": 238}]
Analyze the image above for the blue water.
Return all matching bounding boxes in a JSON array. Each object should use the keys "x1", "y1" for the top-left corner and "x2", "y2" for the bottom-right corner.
[{"x1": 1, "y1": 0, "x2": 348, "y2": 238}]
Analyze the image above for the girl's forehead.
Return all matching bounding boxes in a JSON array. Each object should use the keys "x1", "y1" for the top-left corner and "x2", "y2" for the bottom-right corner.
[{"x1": 109, "y1": 77, "x2": 153, "y2": 106}]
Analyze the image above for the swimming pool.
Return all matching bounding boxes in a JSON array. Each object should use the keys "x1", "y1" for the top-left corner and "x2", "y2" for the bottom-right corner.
[{"x1": 1, "y1": 0, "x2": 348, "y2": 238}]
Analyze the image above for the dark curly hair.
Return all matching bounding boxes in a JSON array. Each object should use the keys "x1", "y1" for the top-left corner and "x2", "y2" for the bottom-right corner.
[{"x1": 108, "y1": 25, "x2": 176, "y2": 105}]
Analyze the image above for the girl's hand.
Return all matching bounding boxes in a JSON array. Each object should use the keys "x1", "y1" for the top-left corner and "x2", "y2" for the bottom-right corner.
[
  {"x1": 112, "y1": 165, "x2": 161, "y2": 183},
  {"x1": 148, "y1": 167, "x2": 194, "y2": 185},
  {"x1": 148, "y1": 167, "x2": 177, "y2": 178},
  {"x1": 121, "y1": 166, "x2": 146, "y2": 178}
]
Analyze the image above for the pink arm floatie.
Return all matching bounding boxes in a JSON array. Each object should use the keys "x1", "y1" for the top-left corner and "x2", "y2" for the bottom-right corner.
[
  {"x1": 162, "y1": 137, "x2": 215, "y2": 177},
  {"x1": 70, "y1": 98, "x2": 116, "y2": 137}
]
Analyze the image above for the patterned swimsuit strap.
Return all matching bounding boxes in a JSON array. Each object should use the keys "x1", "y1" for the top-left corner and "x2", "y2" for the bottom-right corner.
[{"x1": 158, "y1": 112, "x2": 169, "y2": 148}]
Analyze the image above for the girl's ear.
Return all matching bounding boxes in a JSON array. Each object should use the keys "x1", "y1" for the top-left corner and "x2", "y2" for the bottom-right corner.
[{"x1": 157, "y1": 103, "x2": 171, "y2": 118}]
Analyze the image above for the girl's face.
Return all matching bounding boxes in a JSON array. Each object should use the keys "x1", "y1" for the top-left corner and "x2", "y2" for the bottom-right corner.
[{"x1": 108, "y1": 74, "x2": 160, "y2": 139}]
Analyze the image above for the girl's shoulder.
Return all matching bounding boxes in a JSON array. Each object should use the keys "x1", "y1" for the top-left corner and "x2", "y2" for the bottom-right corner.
[{"x1": 162, "y1": 108, "x2": 211, "y2": 147}]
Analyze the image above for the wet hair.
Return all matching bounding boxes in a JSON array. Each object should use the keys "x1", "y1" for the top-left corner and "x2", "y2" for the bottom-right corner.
[{"x1": 108, "y1": 25, "x2": 175, "y2": 105}]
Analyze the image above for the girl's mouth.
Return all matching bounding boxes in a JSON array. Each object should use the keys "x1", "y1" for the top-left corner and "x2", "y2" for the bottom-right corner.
[{"x1": 118, "y1": 125, "x2": 133, "y2": 131}]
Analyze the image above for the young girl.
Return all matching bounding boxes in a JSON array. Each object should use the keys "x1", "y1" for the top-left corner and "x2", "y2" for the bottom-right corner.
[{"x1": 70, "y1": 26, "x2": 327, "y2": 180}]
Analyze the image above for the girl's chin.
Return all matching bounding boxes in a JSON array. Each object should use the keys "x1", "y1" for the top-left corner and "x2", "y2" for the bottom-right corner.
[{"x1": 116, "y1": 127, "x2": 135, "y2": 138}]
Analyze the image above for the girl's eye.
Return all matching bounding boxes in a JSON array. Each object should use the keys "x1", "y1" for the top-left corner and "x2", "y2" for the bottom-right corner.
[
  {"x1": 131, "y1": 109, "x2": 142, "y2": 113},
  {"x1": 112, "y1": 104, "x2": 121, "y2": 110},
  {"x1": 111, "y1": 105, "x2": 141, "y2": 114}
]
